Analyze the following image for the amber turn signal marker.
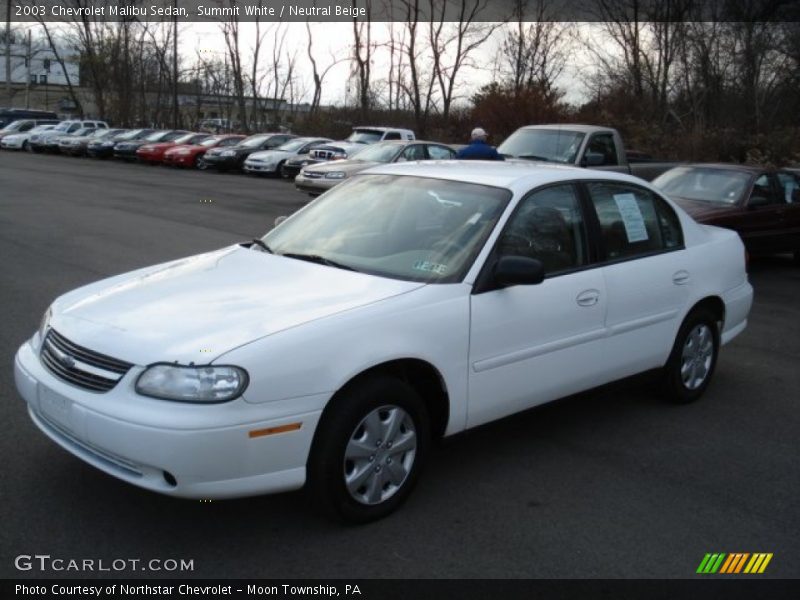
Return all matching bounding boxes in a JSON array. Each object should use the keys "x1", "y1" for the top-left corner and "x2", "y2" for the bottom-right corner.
[{"x1": 248, "y1": 422, "x2": 302, "y2": 438}]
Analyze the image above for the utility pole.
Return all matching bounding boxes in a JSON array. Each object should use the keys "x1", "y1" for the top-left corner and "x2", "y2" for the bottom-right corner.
[
  {"x1": 5, "y1": 0, "x2": 12, "y2": 103},
  {"x1": 172, "y1": 0, "x2": 179, "y2": 128},
  {"x1": 24, "y1": 28, "x2": 30, "y2": 108}
]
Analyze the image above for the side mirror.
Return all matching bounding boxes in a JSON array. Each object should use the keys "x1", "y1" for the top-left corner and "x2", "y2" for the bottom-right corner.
[
  {"x1": 493, "y1": 256, "x2": 545, "y2": 288},
  {"x1": 748, "y1": 195, "x2": 770, "y2": 209},
  {"x1": 583, "y1": 152, "x2": 605, "y2": 167}
]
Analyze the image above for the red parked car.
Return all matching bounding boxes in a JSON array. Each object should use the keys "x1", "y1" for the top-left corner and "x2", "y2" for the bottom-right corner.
[
  {"x1": 162, "y1": 134, "x2": 246, "y2": 169},
  {"x1": 652, "y1": 164, "x2": 800, "y2": 261},
  {"x1": 136, "y1": 132, "x2": 212, "y2": 165}
]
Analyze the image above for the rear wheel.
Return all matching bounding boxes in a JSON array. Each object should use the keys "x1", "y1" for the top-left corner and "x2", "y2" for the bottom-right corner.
[
  {"x1": 661, "y1": 308, "x2": 720, "y2": 404},
  {"x1": 307, "y1": 375, "x2": 430, "y2": 523}
]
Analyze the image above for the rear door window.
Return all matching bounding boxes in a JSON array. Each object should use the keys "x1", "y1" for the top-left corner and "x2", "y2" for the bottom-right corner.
[{"x1": 586, "y1": 182, "x2": 683, "y2": 261}]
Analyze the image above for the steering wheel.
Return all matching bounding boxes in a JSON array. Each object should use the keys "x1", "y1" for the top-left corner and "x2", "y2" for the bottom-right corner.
[{"x1": 498, "y1": 232, "x2": 533, "y2": 253}]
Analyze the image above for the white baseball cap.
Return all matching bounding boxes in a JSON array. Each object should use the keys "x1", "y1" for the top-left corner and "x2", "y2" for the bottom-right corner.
[{"x1": 471, "y1": 127, "x2": 488, "y2": 139}]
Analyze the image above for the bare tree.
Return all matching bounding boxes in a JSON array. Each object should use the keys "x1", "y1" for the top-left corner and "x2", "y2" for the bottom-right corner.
[
  {"x1": 427, "y1": 0, "x2": 499, "y2": 120},
  {"x1": 350, "y1": 0, "x2": 373, "y2": 118},
  {"x1": 305, "y1": 22, "x2": 344, "y2": 116},
  {"x1": 500, "y1": 0, "x2": 568, "y2": 97}
]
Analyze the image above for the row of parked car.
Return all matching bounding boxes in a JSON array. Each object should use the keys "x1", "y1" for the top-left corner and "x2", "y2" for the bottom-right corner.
[
  {"x1": 0, "y1": 118, "x2": 460, "y2": 195},
  {"x1": 1, "y1": 116, "x2": 798, "y2": 261}
]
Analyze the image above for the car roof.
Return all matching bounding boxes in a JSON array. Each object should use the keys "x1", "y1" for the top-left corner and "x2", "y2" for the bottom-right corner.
[
  {"x1": 354, "y1": 126, "x2": 414, "y2": 133},
  {"x1": 363, "y1": 160, "x2": 657, "y2": 191},
  {"x1": 371, "y1": 140, "x2": 447, "y2": 146},
  {"x1": 517, "y1": 124, "x2": 615, "y2": 135},
  {"x1": 669, "y1": 163, "x2": 770, "y2": 174}
]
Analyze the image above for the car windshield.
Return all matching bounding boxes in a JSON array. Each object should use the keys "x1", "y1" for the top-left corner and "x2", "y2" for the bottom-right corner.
[
  {"x1": 652, "y1": 167, "x2": 751, "y2": 205},
  {"x1": 352, "y1": 143, "x2": 403, "y2": 163},
  {"x1": 29, "y1": 125, "x2": 54, "y2": 133},
  {"x1": 70, "y1": 128, "x2": 93, "y2": 137},
  {"x1": 200, "y1": 136, "x2": 225, "y2": 147},
  {"x1": 497, "y1": 129, "x2": 585, "y2": 163},
  {"x1": 239, "y1": 135, "x2": 270, "y2": 148},
  {"x1": 263, "y1": 174, "x2": 511, "y2": 283},
  {"x1": 346, "y1": 129, "x2": 384, "y2": 144},
  {"x1": 176, "y1": 133, "x2": 209, "y2": 144},
  {"x1": 95, "y1": 129, "x2": 121, "y2": 139},
  {"x1": 1, "y1": 120, "x2": 29, "y2": 132},
  {"x1": 53, "y1": 122, "x2": 73, "y2": 132},
  {"x1": 275, "y1": 138, "x2": 310, "y2": 152},
  {"x1": 114, "y1": 129, "x2": 143, "y2": 140},
  {"x1": 145, "y1": 130, "x2": 169, "y2": 141}
]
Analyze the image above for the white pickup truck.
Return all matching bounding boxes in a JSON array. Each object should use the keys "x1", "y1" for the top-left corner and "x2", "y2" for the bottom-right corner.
[{"x1": 498, "y1": 124, "x2": 677, "y2": 181}]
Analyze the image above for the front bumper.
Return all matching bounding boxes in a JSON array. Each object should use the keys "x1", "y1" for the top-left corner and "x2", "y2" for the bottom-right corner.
[
  {"x1": 114, "y1": 147, "x2": 141, "y2": 159},
  {"x1": 1, "y1": 138, "x2": 25, "y2": 149},
  {"x1": 14, "y1": 338, "x2": 324, "y2": 499},
  {"x1": 87, "y1": 146, "x2": 114, "y2": 158},
  {"x1": 164, "y1": 153, "x2": 190, "y2": 166},
  {"x1": 203, "y1": 155, "x2": 241, "y2": 170},
  {"x1": 243, "y1": 161, "x2": 279, "y2": 174},
  {"x1": 295, "y1": 174, "x2": 339, "y2": 195}
]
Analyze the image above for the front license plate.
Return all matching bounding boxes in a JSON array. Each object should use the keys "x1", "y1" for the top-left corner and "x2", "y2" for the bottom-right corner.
[{"x1": 38, "y1": 385, "x2": 73, "y2": 433}]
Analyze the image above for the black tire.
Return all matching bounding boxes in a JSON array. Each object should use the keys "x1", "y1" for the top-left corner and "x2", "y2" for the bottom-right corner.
[
  {"x1": 661, "y1": 307, "x2": 720, "y2": 404},
  {"x1": 22, "y1": 140, "x2": 29, "y2": 152},
  {"x1": 307, "y1": 374, "x2": 430, "y2": 523}
]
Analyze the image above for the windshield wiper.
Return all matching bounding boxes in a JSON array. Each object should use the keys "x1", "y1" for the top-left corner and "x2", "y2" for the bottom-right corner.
[
  {"x1": 250, "y1": 239, "x2": 273, "y2": 253},
  {"x1": 280, "y1": 252, "x2": 359, "y2": 272}
]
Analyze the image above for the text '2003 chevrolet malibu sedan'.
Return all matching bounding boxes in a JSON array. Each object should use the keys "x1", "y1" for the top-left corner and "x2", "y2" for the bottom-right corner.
[{"x1": 14, "y1": 162, "x2": 753, "y2": 522}]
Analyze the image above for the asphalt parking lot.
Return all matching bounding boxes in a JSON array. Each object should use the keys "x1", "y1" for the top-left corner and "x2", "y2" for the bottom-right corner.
[{"x1": 1, "y1": 151, "x2": 798, "y2": 579}]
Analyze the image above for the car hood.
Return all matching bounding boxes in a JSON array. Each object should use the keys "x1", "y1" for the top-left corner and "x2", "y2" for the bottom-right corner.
[
  {"x1": 306, "y1": 160, "x2": 379, "y2": 175},
  {"x1": 668, "y1": 196, "x2": 740, "y2": 222},
  {"x1": 247, "y1": 149, "x2": 289, "y2": 161},
  {"x1": 144, "y1": 142, "x2": 175, "y2": 149},
  {"x1": 50, "y1": 245, "x2": 424, "y2": 365}
]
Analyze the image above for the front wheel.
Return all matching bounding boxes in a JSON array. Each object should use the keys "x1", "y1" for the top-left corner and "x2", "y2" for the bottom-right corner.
[
  {"x1": 307, "y1": 375, "x2": 430, "y2": 523},
  {"x1": 195, "y1": 156, "x2": 208, "y2": 170},
  {"x1": 661, "y1": 308, "x2": 720, "y2": 404}
]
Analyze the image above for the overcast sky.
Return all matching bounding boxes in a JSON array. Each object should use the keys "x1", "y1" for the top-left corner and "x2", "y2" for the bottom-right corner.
[{"x1": 184, "y1": 21, "x2": 599, "y2": 107}]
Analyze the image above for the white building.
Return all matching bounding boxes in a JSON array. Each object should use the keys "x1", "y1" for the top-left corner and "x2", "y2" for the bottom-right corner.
[{"x1": 0, "y1": 42, "x2": 80, "y2": 87}]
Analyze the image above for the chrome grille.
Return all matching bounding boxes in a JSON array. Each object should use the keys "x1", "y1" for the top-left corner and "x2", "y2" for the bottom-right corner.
[
  {"x1": 311, "y1": 149, "x2": 337, "y2": 160},
  {"x1": 40, "y1": 329, "x2": 132, "y2": 392},
  {"x1": 303, "y1": 171, "x2": 324, "y2": 179}
]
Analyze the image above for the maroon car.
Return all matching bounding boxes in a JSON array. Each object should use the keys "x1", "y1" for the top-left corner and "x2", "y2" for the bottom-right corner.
[{"x1": 653, "y1": 164, "x2": 800, "y2": 261}]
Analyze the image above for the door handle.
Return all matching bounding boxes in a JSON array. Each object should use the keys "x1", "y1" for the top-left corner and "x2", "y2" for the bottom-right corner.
[
  {"x1": 576, "y1": 289, "x2": 600, "y2": 307},
  {"x1": 672, "y1": 270, "x2": 690, "y2": 285}
]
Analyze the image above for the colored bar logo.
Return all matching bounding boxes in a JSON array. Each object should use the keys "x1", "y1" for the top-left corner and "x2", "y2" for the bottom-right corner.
[{"x1": 697, "y1": 553, "x2": 773, "y2": 574}]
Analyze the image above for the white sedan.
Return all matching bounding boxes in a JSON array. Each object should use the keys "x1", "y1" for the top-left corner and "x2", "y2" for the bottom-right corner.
[
  {"x1": 14, "y1": 162, "x2": 753, "y2": 522},
  {"x1": 0, "y1": 124, "x2": 56, "y2": 150}
]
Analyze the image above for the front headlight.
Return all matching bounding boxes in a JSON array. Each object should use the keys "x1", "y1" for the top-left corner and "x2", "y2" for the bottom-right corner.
[
  {"x1": 101, "y1": 141, "x2": 115, "y2": 147},
  {"x1": 176, "y1": 148, "x2": 191, "y2": 155},
  {"x1": 221, "y1": 150, "x2": 236, "y2": 157},
  {"x1": 38, "y1": 306, "x2": 52, "y2": 342},
  {"x1": 136, "y1": 364, "x2": 248, "y2": 403},
  {"x1": 325, "y1": 172, "x2": 346, "y2": 179}
]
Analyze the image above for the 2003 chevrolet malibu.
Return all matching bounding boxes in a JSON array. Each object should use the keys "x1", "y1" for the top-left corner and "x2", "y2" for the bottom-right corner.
[{"x1": 15, "y1": 162, "x2": 753, "y2": 522}]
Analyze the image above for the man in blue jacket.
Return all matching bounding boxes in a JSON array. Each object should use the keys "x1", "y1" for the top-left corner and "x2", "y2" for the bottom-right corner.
[{"x1": 455, "y1": 127, "x2": 505, "y2": 161}]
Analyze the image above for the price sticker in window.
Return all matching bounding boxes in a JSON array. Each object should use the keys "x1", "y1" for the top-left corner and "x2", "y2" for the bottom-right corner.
[{"x1": 613, "y1": 193, "x2": 649, "y2": 243}]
